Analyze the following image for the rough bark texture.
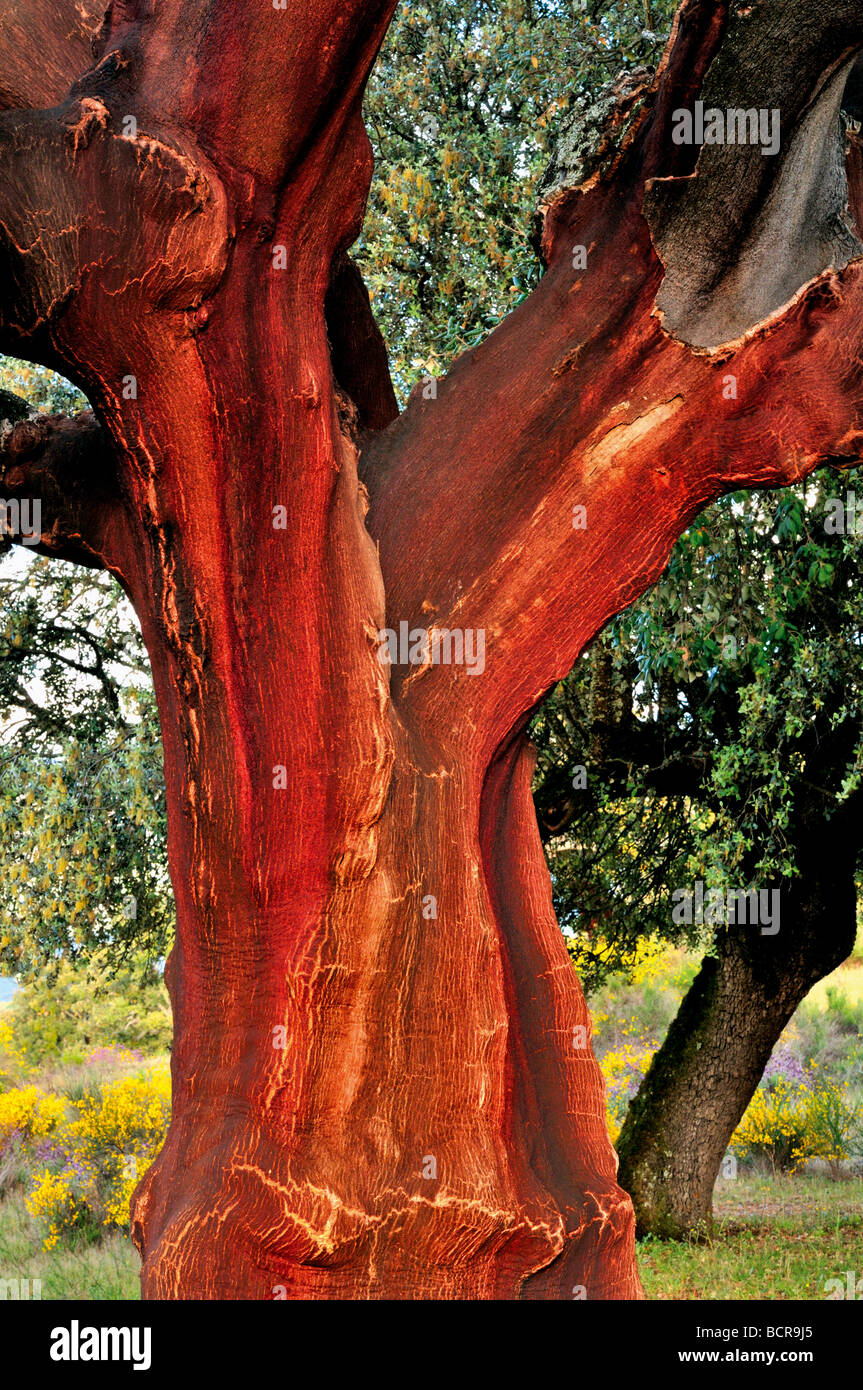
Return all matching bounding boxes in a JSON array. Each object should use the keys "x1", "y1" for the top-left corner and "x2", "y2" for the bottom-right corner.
[
  {"x1": 616, "y1": 778, "x2": 863, "y2": 1239},
  {"x1": 0, "y1": 0, "x2": 862, "y2": 1299}
]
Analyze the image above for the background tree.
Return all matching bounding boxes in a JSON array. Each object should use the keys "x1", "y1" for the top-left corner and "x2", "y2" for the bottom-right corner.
[
  {"x1": 0, "y1": 555, "x2": 171, "y2": 982},
  {"x1": 0, "y1": 369, "x2": 171, "y2": 982},
  {"x1": 4, "y1": 950, "x2": 171, "y2": 1064},
  {"x1": 359, "y1": 0, "x2": 676, "y2": 390},
  {"x1": 1, "y1": 0, "x2": 862, "y2": 1301},
  {"x1": 533, "y1": 472, "x2": 863, "y2": 1234}
]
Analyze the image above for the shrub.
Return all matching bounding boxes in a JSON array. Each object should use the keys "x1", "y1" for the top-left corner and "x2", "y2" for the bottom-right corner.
[
  {"x1": 24, "y1": 1063, "x2": 171, "y2": 1248},
  {"x1": 26, "y1": 1166, "x2": 102, "y2": 1250},
  {"x1": 0, "y1": 1084, "x2": 65, "y2": 1141},
  {"x1": 6, "y1": 955, "x2": 171, "y2": 1066},
  {"x1": 600, "y1": 1042, "x2": 656, "y2": 1145},
  {"x1": 731, "y1": 1070, "x2": 863, "y2": 1177},
  {"x1": 730, "y1": 1078, "x2": 810, "y2": 1173},
  {"x1": 762, "y1": 1045, "x2": 809, "y2": 1089},
  {"x1": 801, "y1": 1075, "x2": 863, "y2": 1178}
]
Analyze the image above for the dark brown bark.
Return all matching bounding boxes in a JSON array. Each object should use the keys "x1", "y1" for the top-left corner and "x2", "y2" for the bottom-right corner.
[
  {"x1": 0, "y1": 0, "x2": 861, "y2": 1299},
  {"x1": 325, "y1": 254, "x2": 400, "y2": 436},
  {"x1": 645, "y1": 3, "x2": 863, "y2": 347}
]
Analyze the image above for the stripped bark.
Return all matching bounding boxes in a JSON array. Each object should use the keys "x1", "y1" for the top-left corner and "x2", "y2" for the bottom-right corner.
[{"x1": 0, "y1": 0, "x2": 861, "y2": 1299}]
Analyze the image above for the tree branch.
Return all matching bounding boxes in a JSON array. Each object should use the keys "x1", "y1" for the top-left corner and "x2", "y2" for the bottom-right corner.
[
  {"x1": 0, "y1": 396, "x2": 122, "y2": 568},
  {"x1": 360, "y1": 0, "x2": 863, "y2": 766},
  {"x1": 84, "y1": 0, "x2": 397, "y2": 193}
]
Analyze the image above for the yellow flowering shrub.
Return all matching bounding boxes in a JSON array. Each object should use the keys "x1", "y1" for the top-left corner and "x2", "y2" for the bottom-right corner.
[
  {"x1": 799, "y1": 1076, "x2": 863, "y2": 1178},
  {"x1": 568, "y1": 934, "x2": 670, "y2": 990},
  {"x1": 629, "y1": 942, "x2": 677, "y2": 988},
  {"x1": 0, "y1": 1017, "x2": 31, "y2": 1086},
  {"x1": 68, "y1": 1065, "x2": 170, "y2": 1161},
  {"x1": 730, "y1": 1079, "x2": 809, "y2": 1171},
  {"x1": 600, "y1": 1042, "x2": 655, "y2": 1145},
  {"x1": 65, "y1": 1064, "x2": 171, "y2": 1228},
  {"x1": 0, "y1": 1085, "x2": 66, "y2": 1141},
  {"x1": 24, "y1": 1063, "x2": 171, "y2": 1248},
  {"x1": 25, "y1": 1168, "x2": 90, "y2": 1251},
  {"x1": 731, "y1": 1074, "x2": 863, "y2": 1176}
]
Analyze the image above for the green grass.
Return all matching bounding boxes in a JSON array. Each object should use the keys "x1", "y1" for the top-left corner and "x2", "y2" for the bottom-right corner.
[
  {"x1": 806, "y1": 959, "x2": 863, "y2": 1013},
  {"x1": 639, "y1": 1174, "x2": 863, "y2": 1300},
  {"x1": 0, "y1": 1189, "x2": 140, "y2": 1299}
]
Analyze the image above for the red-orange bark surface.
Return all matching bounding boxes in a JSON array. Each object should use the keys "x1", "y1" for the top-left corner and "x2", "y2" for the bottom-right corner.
[{"x1": 1, "y1": 0, "x2": 862, "y2": 1298}]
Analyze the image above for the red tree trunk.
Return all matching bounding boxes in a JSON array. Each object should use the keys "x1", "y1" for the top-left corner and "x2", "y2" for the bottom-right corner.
[{"x1": 1, "y1": 0, "x2": 863, "y2": 1298}]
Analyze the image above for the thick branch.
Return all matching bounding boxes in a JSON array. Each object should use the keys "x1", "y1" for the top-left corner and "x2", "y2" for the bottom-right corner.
[
  {"x1": 0, "y1": 97, "x2": 231, "y2": 374},
  {"x1": 360, "y1": 0, "x2": 863, "y2": 768},
  {"x1": 0, "y1": 398, "x2": 120, "y2": 568},
  {"x1": 83, "y1": 0, "x2": 397, "y2": 192}
]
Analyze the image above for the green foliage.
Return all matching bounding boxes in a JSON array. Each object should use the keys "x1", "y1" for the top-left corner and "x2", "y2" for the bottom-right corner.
[
  {"x1": 534, "y1": 475, "x2": 863, "y2": 988},
  {"x1": 627, "y1": 480, "x2": 863, "y2": 884},
  {"x1": 589, "y1": 944, "x2": 863, "y2": 1177},
  {"x1": 0, "y1": 358, "x2": 87, "y2": 416},
  {"x1": 4, "y1": 955, "x2": 171, "y2": 1065},
  {"x1": 0, "y1": 557, "x2": 172, "y2": 980},
  {"x1": 359, "y1": 0, "x2": 675, "y2": 395}
]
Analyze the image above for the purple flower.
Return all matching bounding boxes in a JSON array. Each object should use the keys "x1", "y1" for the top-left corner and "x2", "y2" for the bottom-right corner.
[
  {"x1": 0, "y1": 1126, "x2": 24, "y2": 1156},
  {"x1": 762, "y1": 1046, "x2": 809, "y2": 1089},
  {"x1": 85, "y1": 1045, "x2": 143, "y2": 1065},
  {"x1": 32, "y1": 1137, "x2": 69, "y2": 1165}
]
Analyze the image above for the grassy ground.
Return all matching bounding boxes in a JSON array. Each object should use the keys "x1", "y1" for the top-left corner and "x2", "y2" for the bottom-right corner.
[
  {"x1": 0, "y1": 1189, "x2": 139, "y2": 1299},
  {"x1": 639, "y1": 1174, "x2": 863, "y2": 1300},
  {"x1": 807, "y1": 955, "x2": 863, "y2": 1012}
]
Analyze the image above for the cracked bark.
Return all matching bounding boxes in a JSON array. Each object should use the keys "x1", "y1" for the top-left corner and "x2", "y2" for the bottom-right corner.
[{"x1": 0, "y1": 0, "x2": 861, "y2": 1299}]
